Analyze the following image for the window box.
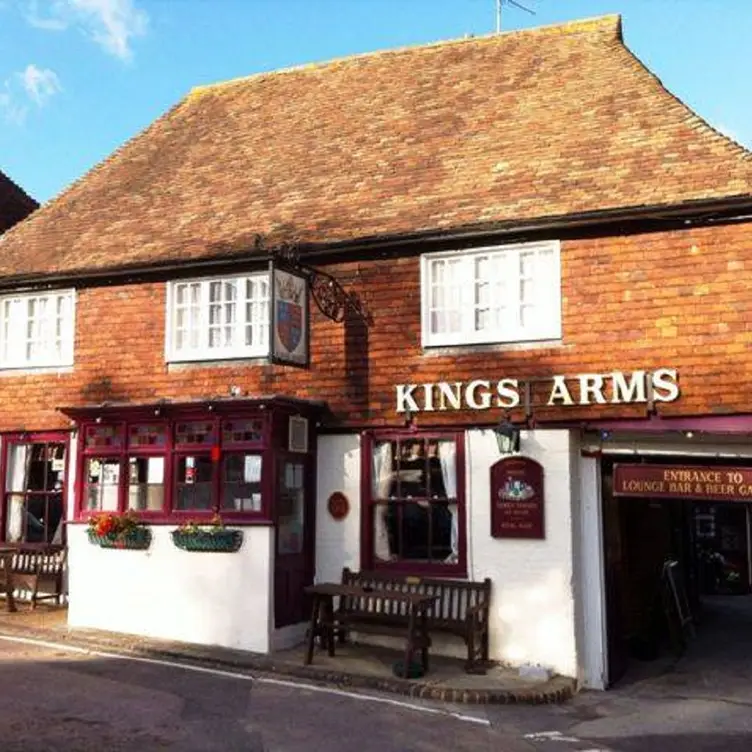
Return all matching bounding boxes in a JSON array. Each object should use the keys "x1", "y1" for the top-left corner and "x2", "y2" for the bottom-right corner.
[
  {"x1": 421, "y1": 241, "x2": 561, "y2": 348},
  {"x1": 87, "y1": 527, "x2": 152, "y2": 550},
  {"x1": 0, "y1": 289, "x2": 75, "y2": 369},
  {"x1": 171, "y1": 528, "x2": 243, "y2": 553}
]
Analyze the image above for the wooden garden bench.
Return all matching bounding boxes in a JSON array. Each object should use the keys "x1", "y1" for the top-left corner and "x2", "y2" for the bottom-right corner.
[
  {"x1": 335, "y1": 568, "x2": 492, "y2": 673},
  {"x1": 9, "y1": 545, "x2": 67, "y2": 609}
]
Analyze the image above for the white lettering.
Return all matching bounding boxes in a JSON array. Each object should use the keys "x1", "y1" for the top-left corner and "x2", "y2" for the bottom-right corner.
[
  {"x1": 496, "y1": 378, "x2": 520, "y2": 409},
  {"x1": 547, "y1": 375, "x2": 574, "y2": 406},
  {"x1": 652, "y1": 368, "x2": 680, "y2": 403},
  {"x1": 578, "y1": 374, "x2": 607, "y2": 405},
  {"x1": 465, "y1": 380, "x2": 492, "y2": 410},
  {"x1": 395, "y1": 384, "x2": 419, "y2": 413},
  {"x1": 437, "y1": 382, "x2": 463, "y2": 411},
  {"x1": 422, "y1": 383, "x2": 435, "y2": 412},
  {"x1": 611, "y1": 370, "x2": 647, "y2": 404}
]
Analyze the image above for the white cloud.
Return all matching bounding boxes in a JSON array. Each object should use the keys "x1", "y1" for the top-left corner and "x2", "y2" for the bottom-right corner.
[
  {"x1": 19, "y1": 64, "x2": 62, "y2": 105},
  {"x1": 23, "y1": 0, "x2": 148, "y2": 61},
  {"x1": 0, "y1": 64, "x2": 62, "y2": 124},
  {"x1": 0, "y1": 85, "x2": 27, "y2": 126}
]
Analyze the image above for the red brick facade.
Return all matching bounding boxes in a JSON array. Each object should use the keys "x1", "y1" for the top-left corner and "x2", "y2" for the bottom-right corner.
[{"x1": 1, "y1": 219, "x2": 749, "y2": 433}]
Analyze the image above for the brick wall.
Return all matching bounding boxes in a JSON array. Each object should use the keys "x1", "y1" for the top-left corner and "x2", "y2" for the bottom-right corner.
[{"x1": 1, "y1": 220, "x2": 751, "y2": 432}]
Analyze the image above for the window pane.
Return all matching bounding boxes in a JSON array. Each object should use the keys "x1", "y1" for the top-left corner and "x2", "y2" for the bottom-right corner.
[
  {"x1": 84, "y1": 458, "x2": 120, "y2": 511},
  {"x1": 5, "y1": 494, "x2": 24, "y2": 542},
  {"x1": 127, "y1": 457, "x2": 165, "y2": 511},
  {"x1": 175, "y1": 455, "x2": 213, "y2": 510},
  {"x1": 129, "y1": 424, "x2": 168, "y2": 448},
  {"x1": 175, "y1": 421, "x2": 216, "y2": 447},
  {"x1": 277, "y1": 461, "x2": 304, "y2": 554},
  {"x1": 222, "y1": 419, "x2": 263, "y2": 445},
  {"x1": 221, "y1": 453, "x2": 262, "y2": 512}
]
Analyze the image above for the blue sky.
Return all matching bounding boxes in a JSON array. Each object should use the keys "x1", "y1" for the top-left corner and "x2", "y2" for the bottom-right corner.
[{"x1": 1, "y1": 0, "x2": 750, "y2": 203}]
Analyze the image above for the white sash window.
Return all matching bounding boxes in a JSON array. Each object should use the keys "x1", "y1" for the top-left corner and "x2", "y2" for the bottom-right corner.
[
  {"x1": 421, "y1": 241, "x2": 561, "y2": 347},
  {"x1": 0, "y1": 290, "x2": 75, "y2": 369},
  {"x1": 167, "y1": 273, "x2": 270, "y2": 362}
]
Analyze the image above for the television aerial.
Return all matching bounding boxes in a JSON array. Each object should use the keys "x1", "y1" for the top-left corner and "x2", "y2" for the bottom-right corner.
[{"x1": 495, "y1": 0, "x2": 536, "y2": 33}]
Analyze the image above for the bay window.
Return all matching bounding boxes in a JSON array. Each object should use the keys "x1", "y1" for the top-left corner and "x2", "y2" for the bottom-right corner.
[
  {"x1": 78, "y1": 416, "x2": 267, "y2": 520},
  {"x1": 0, "y1": 289, "x2": 75, "y2": 368},
  {"x1": 421, "y1": 241, "x2": 561, "y2": 347},
  {"x1": 363, "y1": 432, "x2": 465, "y2": 575}
]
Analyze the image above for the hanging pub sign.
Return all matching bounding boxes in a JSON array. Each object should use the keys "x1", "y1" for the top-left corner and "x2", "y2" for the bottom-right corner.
[
  {"x1": 614, "y1": 464, "x2": 752, "y2": 502},
  {"x1": 490, "y1": 456, "x2": 545, "y2": 539},
  {"x1": 271, "y1": 266, "x2": 309, "y2": 367}
]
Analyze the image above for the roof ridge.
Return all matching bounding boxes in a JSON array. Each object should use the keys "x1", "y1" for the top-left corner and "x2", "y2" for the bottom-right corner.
[{"x1": 187, "y1": 13, "x2": 622, "y2": 101}]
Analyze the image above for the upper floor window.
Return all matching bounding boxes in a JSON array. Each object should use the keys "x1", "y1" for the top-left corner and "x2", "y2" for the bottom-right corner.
[
  {"x1": 421, "y1": 241, "x2": 561, "y2": 348},
  {"x1": 0, "y1": 290, "x2": 75, "y2": 369},
  {"x1": 166, "y1": 274, "x2": 270, "y2": 362}
]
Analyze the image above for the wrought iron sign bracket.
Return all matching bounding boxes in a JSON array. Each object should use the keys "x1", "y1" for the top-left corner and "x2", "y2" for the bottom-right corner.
[{"x1": 259, "y1": 236, "x2": 371, "y2": 326}]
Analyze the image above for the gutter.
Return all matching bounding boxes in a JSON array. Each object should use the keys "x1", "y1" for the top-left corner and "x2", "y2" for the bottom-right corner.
[{"x1": 0, "y1": 193, "x2": 751, "y2": 292}]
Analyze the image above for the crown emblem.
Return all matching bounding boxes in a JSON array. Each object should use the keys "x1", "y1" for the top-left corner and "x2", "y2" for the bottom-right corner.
[{"x1": 277, "y1": 273, "x2": 304, "y2": 304}]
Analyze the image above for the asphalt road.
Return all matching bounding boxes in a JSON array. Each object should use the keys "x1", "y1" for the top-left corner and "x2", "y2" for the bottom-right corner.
[
  {"x1": 0, "y1": 637, "x2": 532, "y2": 752},
  {"x1": 3, "y1": 636, "x2": 752, "y2": 752}
]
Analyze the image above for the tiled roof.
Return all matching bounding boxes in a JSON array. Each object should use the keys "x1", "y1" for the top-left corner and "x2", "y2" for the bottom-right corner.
[
  {"x1": 0, "y1": 169, "x2": 37, "y2": 234},
  {"x1": 1, "y1": 14, "x2": 750, "y2": 278}
]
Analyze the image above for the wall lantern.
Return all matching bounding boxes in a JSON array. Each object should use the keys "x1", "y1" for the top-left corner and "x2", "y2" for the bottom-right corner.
[{"x1": 493, "y1": 418, "x2": 520, "y2": 455}]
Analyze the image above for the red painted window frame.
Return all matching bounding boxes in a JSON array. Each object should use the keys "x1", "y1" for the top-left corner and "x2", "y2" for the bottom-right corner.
[
  {"x1": 75, "y1": 412, "x2": 271, "y2": 524},
  {"x1": 0, "y1": 430, "x2": 72, "y2": 547},
  {"x1": 360, "y1": 429, "x2": 467, "y2": 578}
]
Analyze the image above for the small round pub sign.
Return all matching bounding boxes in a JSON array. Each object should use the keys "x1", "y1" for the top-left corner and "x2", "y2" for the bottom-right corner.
[{"x1": 327, "y1": 492, "x2": 350, "y2": 521}]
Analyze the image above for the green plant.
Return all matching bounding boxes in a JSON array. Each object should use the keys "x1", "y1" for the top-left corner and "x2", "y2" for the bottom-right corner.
[{"x1": 175, "y1": 513, "x2": 225, "y2": 535}]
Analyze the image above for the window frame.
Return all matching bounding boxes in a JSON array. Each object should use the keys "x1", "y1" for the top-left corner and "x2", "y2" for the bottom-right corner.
[
  {"x1": 164, "y1": 272, "x2": 271, "y2": 363},
  {"x1": 0, "y1": 289, "x2": 75, "y2": 369},
  {"x1": 1, "y1": 432, "x2": 70, "y2": 547},
  {"x1": 76, "y1": 414, "x2": 270, "y2": 523},
  {"x1": 420, "y1": 240, "x2": 562, "y2": 348},
  {"x1": 361, "y1": 430, "x2": 467, "y2": 577}
]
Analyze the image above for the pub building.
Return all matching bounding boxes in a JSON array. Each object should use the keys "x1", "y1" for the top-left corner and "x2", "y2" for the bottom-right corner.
[{"x1": 0, "y1": 14, "x2": 750, "y2": 690}]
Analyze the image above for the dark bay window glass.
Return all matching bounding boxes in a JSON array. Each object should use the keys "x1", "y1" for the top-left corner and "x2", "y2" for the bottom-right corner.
[
  {"x1": 175, "y1": 455, "x2": 213, "y2": 510},
  {"x1": 222, "y1": 453, "x2": 262, "y2": 512},
  {"x1": 369, "y1": 435, "x2": 461, "y2": 572}
]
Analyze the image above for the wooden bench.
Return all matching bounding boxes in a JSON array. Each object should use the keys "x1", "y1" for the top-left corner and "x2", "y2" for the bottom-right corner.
[
  {"x1": 8, "y1": 546, "x2": 67, "y2": 609},
  {"x1": 335, "y1": 568, "x2": 492, "y2": 673}
]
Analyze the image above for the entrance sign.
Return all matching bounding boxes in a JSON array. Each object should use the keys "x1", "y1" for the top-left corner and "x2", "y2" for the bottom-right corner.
[
  {"x1": 272, "y1": 267, "x2": 309, "y2": 366},
  {"x1": 614, "y1": 464, "x2": 752, "y2": 501},
  {"x1": 395, "y1": 369, "x2": 679, "y2": 413},
  {"x1": 490, "y1": 456, "x2": 545, "y2": 539}
]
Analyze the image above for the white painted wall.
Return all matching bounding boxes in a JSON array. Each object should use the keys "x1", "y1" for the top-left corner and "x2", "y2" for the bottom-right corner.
[
  {"x1": 315, "y1": 434, "x2": 362, "y2": 582},
  {"x1": 575, "y1": 454, "x2": 607, "y2": 689},
  {"x1": 467, "y1": 429, "x2": 578, "y2": 678},
  {"x1": 67, "y1": 525, "x2": 273, "y2": 653}
]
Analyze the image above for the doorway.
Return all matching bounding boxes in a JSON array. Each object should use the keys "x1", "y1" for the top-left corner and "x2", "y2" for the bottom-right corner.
[
  {"x1": 602, "y1": 456, "x2": 752, "y2": 688},
  {"x1": 273, "y1": 454, "x2": 315, "y2": 628},
  {"x1": 2, "y1": 434, "x2": 68, "y2": 546}
]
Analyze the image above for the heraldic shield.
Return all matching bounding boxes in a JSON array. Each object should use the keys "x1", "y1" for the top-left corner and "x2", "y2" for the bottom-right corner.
[{"x1": 276, "y1": 297, "x2": 303, "y2": 353}]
